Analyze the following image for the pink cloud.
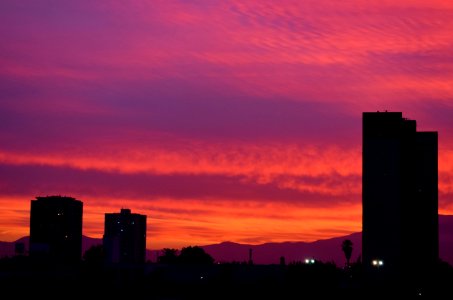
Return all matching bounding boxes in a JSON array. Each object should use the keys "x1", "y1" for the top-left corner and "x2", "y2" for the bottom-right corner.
[{"x1": 0, "y1": 0, "x2": 452, "y2": 246}]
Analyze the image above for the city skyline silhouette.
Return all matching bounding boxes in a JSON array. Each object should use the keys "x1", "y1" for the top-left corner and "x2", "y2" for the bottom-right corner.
[
  {"x1": 0, "y1": 112, "x2": 447, "y2": 266},
  {"x1": 1, "y1": 1, "x2": 453, "y2": 297},
  {"x1": 0, "y1": 111, "x2": 451, "y2": 297}
]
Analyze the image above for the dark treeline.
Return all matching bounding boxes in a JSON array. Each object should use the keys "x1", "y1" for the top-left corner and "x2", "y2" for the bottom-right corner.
[{"x1": 1, "y1": 249, "x2": 452, "y2": 299}]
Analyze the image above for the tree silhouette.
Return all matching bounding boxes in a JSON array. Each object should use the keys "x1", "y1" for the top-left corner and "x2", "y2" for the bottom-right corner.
[
  {"x1": 178, "y1": 246, "x2": 214, "y2": 265},
  {"x1": 341, "y1": 239, "x2": 353, "y2": 268},
  {"x1": 158, "y1": 248, "x2": 178, "y2": 264},
  {"x1": 83, "y1": 244, "x2": 104, "y2": 266}
]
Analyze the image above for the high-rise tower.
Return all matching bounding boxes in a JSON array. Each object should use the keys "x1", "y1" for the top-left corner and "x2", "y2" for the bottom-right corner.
[
  {"x1": 30, "y1": 196, "x2": 83, "y2": 263},
  {"x1": 362, "y1": 112, "x2": 438, "y2": 283}
]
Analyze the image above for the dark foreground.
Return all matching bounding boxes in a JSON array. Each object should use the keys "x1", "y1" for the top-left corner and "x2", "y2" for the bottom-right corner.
[{"x1": 1, "y1": 257, "x2": 452, "y2": 299}]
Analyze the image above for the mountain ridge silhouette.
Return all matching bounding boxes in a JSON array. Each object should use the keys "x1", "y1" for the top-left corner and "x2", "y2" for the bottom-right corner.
[{"x1": 2, "y1": 215, "x2": 452, "y2": 266}]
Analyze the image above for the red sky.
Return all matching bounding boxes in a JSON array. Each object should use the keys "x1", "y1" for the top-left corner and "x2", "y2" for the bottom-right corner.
[{"x1": 1, "y1": 0, "x2": 453, "y2": 249}]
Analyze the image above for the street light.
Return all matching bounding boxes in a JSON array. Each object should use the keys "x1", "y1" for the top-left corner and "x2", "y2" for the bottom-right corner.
[
  {"x1": 372, "y1": 259, "x2": 384, "y2": 267},
  {"x1": 305, "y1": 258, "x2": 315, "y2": 264}
]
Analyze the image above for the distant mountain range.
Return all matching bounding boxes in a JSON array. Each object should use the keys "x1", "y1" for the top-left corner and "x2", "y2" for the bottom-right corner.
[
  {"x1": 0, "y1": 235, "x2": 102, "y2": 260},
  {"x1": 2, "y1": 215, "x2": 452, "y2": 266}
]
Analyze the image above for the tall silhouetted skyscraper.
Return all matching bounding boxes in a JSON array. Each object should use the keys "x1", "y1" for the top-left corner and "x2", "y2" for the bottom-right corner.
[
  {"x1": 362, "y1": 112, "x2": 438, "y2": 284},
  {"x1": 29, "y1": 196, "x2": 83, "y2": 263},
  {"x1": 103, "y1": 208, "x2": 147, "y2": 264}
]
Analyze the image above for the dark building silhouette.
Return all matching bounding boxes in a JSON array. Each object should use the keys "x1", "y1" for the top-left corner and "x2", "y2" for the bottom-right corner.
[
  {"x1": 103, "y1": 208, "x2": 147, "y2": 264},
  {"x1": 29, "y1": 196, "x2": 83, "y2": 263},
  {"x1": 362, "y1": 112, "x2": 438, "y2": 284}
]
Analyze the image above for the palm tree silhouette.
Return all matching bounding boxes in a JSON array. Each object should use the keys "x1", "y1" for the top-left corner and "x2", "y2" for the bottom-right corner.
[{"x1": 341, "y1": 239, "x2": 353, "y2": 268}]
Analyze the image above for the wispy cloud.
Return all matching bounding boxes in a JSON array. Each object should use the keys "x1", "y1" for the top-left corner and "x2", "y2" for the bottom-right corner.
[{"x1": 0, "y1": 0, "x2": 452, "y2": 245}]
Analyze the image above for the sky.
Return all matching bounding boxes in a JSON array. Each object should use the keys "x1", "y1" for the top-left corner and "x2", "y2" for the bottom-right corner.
[{"x1": 1, "y1": 0, "x2": 453, "y2": 249}]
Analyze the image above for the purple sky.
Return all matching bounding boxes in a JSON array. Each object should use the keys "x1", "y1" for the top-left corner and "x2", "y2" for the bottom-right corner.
[{"x1": 1, "y1": 0, "x2": 452, "y2": 248}]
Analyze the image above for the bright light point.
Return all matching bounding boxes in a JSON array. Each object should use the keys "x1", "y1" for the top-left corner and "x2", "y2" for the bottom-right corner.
[
  {"x1": 200, "y1": 276, "x2": 204, "y2": 280},
  {"x1": 372, "y1": 259, "x2": 383, "y2": 267},
  {"x1": 310, "y1": 259, "x2": 315, "y2": 263},
  {"x1": 305, "y1": 259, "x2": 310, "y2": 264}
]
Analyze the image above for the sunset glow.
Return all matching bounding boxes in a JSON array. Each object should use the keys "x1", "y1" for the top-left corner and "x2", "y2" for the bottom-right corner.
[{"x1": 1, "y1": 0, "x2": 452, "y2": 249}]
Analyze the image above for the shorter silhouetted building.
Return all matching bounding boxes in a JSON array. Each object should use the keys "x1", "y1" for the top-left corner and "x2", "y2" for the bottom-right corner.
[
  {"x1": 103, "y1": 208, "x2": 147, "y2": 264},
  {"x1": 29, "y1": 196, "x2": 83, "y2": 263}
]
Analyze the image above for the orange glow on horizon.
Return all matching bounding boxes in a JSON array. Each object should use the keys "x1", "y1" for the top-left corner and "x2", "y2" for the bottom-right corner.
[
  {"x1": 1, "y1": 194, "x2": 452, "y2": 249},
  {"x1": 0, "y1": 196, "x2": 363, "y2": 249}
]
